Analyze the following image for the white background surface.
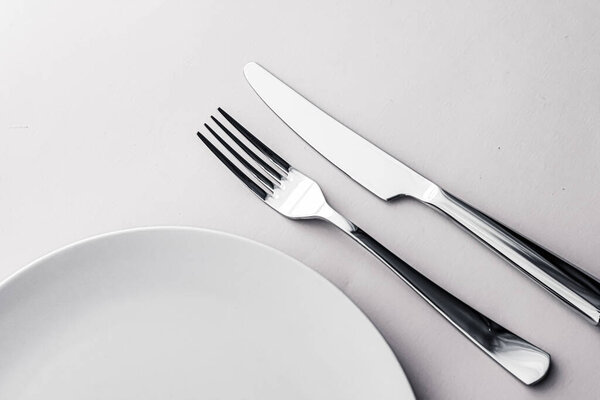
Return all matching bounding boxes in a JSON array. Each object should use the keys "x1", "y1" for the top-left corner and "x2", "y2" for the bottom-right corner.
[{"x1": 1, "y1": 0, "x2": 599, "y2": 398}]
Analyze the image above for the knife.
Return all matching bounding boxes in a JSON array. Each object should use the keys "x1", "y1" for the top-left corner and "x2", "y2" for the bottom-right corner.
[{"x1": 244, "y1": 61, "x2": 600, "y2": 325}]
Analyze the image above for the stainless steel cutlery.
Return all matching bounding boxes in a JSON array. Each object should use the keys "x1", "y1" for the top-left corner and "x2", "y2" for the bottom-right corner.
[
  {"x1": 196, "y1": 108, "x2": 550, "y2": 385},
  {"x1": 243, "y1": 62, "x2": 600, "y2": 325}
]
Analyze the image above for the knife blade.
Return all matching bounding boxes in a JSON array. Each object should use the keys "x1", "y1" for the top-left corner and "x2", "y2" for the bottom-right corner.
[
  {"x1": 243, "y1": 62, "x2": 434, "y2": 201},
  {"x1": 243, "y1": 61, "x2": 600, "y2": 325}
]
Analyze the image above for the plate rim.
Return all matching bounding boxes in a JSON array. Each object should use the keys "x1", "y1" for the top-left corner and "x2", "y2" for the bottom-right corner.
[{"x1": 0, "y1": 225, "x2": 416, "y2": 399}]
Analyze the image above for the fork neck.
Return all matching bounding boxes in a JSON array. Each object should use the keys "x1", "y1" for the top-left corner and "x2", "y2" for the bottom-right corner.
[{"x1": 315, "y1": 203, "x2": 357, "y2": 234}]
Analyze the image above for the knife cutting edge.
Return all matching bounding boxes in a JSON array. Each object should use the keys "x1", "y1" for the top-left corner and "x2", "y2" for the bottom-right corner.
[{"x1": 243, "y1": 61, "x2": 600, "y2": 325}]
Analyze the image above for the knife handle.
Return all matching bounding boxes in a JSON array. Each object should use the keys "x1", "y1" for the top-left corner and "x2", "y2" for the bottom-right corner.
[
  {"x1": 320, "y1": 207, "x2": 550, "y2": 385},
  {"x1": 426, "y1": 187, "x2": 600, "y2": 325}
]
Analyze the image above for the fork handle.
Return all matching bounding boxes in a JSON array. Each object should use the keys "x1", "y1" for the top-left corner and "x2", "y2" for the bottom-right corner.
[
  {"x1": 424, "y1": 188, "x2": 600, "y2": 325},
  {"x1": 319, "y1": 205, "x2": 550, "y2": 385}
]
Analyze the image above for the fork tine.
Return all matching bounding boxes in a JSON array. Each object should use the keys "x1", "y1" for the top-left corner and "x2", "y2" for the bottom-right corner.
[
  {"x1": 218, "y1": 107, "x2": 291, "y2": 172},
  {"x1": 196, "y1": 132, "x2": 269, "y2": 199},
  {"x1": 204, "y1": 123, "x2": 275, "y2": 190},
  {"x1": 210, "y1": 116, "x2": 282, "y2": 181}
]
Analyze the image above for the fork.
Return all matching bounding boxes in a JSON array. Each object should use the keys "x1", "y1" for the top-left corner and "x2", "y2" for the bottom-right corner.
[{"x1": 196, "y1": 108, "x2": 551, "y2": 385}]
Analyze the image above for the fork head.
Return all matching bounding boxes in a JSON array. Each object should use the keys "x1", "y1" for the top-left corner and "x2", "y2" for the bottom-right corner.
[{"x1": 197, "y1": 108, "x2": 328, "y2": 220}]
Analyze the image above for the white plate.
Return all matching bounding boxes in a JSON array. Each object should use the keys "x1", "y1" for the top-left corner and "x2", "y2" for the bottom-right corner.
[{"x1": 0, "y1": 227, "x2": 415, "y2": 399}]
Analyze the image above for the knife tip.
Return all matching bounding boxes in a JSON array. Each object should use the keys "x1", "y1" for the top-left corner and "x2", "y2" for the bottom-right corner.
[{"x1": 244, "y1": 61, "x2": 260, "y2": 76}]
